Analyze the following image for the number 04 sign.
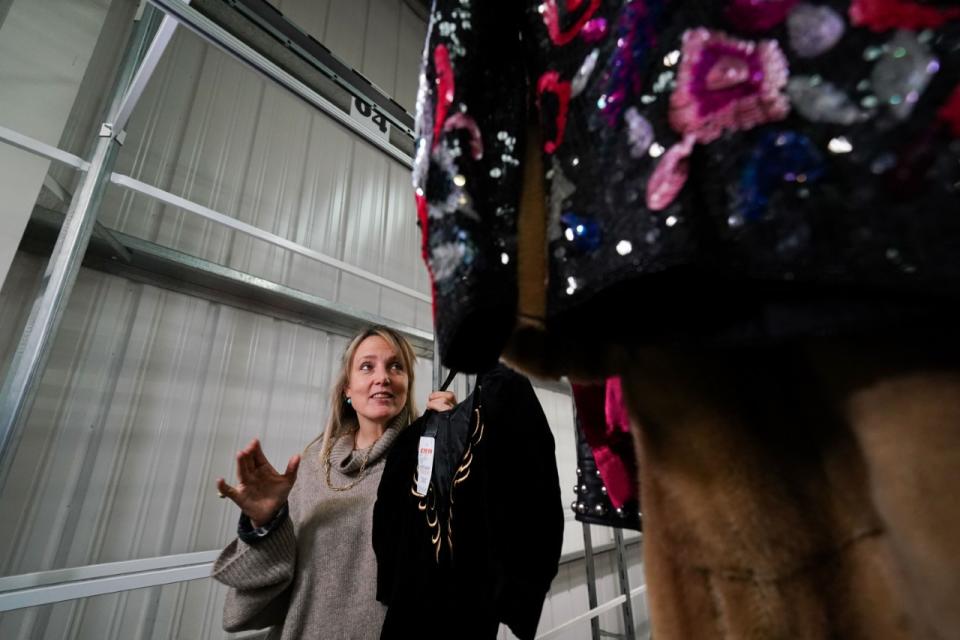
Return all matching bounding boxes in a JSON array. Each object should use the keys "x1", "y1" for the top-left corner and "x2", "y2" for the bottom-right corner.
[{"x1": 349, "y1": 96, "x2": 391, "y2": 143}]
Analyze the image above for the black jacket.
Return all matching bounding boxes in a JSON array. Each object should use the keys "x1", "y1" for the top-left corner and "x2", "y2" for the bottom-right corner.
[
  {"x1": 415, "y1": 0, "x2": 960, "y2": 371},
  {"x1": 373, "y1": 365, "x2": 564, "y2": 640}
]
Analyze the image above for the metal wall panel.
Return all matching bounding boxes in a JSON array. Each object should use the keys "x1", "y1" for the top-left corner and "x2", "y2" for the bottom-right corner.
[{"x1": 96, "y1": 0, "x2": 433, "y2": 334}]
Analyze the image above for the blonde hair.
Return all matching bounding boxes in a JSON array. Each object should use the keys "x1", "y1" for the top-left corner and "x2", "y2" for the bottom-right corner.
[{"x1": 315, "y1": 325, "x2": 418, "y2": 462}]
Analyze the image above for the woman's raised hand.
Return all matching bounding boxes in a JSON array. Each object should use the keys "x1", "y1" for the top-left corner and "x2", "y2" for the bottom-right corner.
[
  {"x1": 216, "y1": 438, "x2": 300, "y2": 527},
  {"x1": 426, "y1": 390, "x2": 457, "y2": 412}
]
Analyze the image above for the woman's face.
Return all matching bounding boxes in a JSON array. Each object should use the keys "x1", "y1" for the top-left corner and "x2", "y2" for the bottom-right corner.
[{"x1": 345, "y1": 335, "x2": 409, "y2": 428}]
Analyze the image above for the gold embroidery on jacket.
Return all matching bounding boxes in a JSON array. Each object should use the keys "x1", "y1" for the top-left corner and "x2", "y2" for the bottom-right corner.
[
  {"x1": 412, "y1": 482, "x2": 442, "y2": 563},
  {"x1": 447, "y1": 407, "x2": 484, "y2": 562},
  {"x1": 410, "y1": 401, "x2": 485, "y2": 564}
]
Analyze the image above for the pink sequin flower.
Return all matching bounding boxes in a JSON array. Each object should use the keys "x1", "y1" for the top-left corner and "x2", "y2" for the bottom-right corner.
[
  {"x1": 669, "y1": 28, "x2": 790, "y2": 145},
  {"x1": 648, "y1": 29, "x2": 791, "y2": 211},
  {"x1": 646, "y1": 134, "x2": 695, "y2": 211}
]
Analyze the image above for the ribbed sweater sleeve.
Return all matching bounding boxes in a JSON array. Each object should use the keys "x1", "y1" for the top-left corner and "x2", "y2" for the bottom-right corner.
[{"x1": 212, "y1": 514, "x2": 297, "y2": 632}]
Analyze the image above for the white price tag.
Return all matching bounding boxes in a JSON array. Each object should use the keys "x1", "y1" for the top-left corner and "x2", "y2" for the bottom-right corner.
[{"x1": 415, "y1": 436, "x2": 435, "y2": 496}]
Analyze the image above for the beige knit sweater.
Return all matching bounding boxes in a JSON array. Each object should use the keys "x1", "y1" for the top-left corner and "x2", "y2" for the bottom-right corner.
[{"x1": 212, "y1": 426, "x2": 401, "y2": 639}]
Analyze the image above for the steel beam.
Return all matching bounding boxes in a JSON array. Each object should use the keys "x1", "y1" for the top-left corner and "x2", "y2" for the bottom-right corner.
[
  {"x1": 0, "y1": 124, "x2": 90, "y2": 171},
  {"x1": 572, "y1": 391, "x2": 603, "y2": 640},
  {"x1": 614, "y1": 528, "x2": 637, "y2": 640},
  {"x1": 20, "y1": 207, "x2": 435, "y2": 357},
  {"x1": 582, "y1": 523, "x2": 603, "y2": 640},
  {"x1": 0, "y1": 551, "x2": 218, "y2": 612},
  {"x1": 112, "y1": 13, "x2": 179, "y2": 134},
  {"x1": 0, "y1": 125, "x2": 430, "y2": 303},
  {"x1": 40, "y1": 172, "x2": 133, "y2": 263},
  {"x1": 109, "y1": 172, "x2": 431, "y2": 304},
  {"x1": 0, "y1": 7, "x2": 166, "y2": 479}
]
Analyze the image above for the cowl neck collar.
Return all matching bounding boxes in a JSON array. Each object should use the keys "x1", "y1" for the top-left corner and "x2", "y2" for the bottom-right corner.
[{"x1": 329, "y1": 412, "x2": 407, "y2": 475}]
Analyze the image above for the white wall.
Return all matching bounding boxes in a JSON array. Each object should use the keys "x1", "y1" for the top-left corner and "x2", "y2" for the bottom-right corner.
[{"x1": 0, "y1": 0, "x2": 136, "y2": 289}]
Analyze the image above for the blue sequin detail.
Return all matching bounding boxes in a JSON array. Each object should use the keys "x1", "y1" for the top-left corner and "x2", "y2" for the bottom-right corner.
[
  {"x1": 561, "y1": 212, "x2": 603, "y2": 252},
  {"x1": 736, "y1": 131, "x2": 826, "y2": 221},
  {"x1": 596, "y1": 0, "x2": 665, "y2": 127}
]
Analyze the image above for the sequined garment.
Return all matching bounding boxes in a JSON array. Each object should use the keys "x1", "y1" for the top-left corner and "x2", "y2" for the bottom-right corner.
[{"x1": 415, "y1": 0, "x2": 960, "y2": 371}]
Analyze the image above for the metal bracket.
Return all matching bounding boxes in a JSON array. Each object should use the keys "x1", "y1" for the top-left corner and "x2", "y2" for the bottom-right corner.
[{"x1": 97, "y1": 123, "x2": 127, "y2": 145}]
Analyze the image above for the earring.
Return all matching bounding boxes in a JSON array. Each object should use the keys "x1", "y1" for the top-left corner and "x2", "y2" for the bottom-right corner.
[{"x1": 345, "y1": 397, "x2": 352, "y2": 405}]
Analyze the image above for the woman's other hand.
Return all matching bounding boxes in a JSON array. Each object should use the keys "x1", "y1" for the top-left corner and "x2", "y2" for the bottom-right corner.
[
  {"x1": 216, "y1": 438, "x2": 300, "y2": 527},
  {"x1": 427, "y1": 390, "x2": 457, "y2": 412}
]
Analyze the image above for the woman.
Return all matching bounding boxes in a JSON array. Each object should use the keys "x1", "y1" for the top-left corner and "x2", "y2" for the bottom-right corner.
[{"x1": 211, "y1": 325, "x2": 456, "y2": 639}]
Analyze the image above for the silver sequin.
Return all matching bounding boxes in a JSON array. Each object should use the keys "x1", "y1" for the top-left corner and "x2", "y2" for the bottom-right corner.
[
  {"x1": 624, "y1": 107, "x2": 654, "y2": 158},
  {"x1": 548, "y1": 158, "x2": 577, "y2": 242},
  {"x1": 788, "y1": 76, "x2": 870, "y2": 125},
  {"x1": 828, "y1": 136, "x2": 853, "y2": 154},
  {"x1": 430, "y1": 242, "x2": 468, "y2": 281},
  {"x1": 872, "y1": 30, "x2": 939, "y2": 120},
  {"x1": 572, "y1": 49, "x2": 600, "y2": 98},
  {"x1": 787, "y1": 3, "x2": 844, "y2": 58},
  {"x1": 412, "y1": 66, "x2": 433, "y2": 191}
]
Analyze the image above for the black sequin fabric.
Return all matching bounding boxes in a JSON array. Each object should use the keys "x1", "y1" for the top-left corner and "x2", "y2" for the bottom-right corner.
[{"x1": 415, "y1": 0, "x2": 960, "y2": 371}]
